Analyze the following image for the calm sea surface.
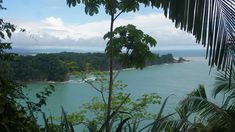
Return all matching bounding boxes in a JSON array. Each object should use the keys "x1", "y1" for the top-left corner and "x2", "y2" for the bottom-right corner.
[{"x1": 26, "y1": 57, "x2": 219, "y2": 121}]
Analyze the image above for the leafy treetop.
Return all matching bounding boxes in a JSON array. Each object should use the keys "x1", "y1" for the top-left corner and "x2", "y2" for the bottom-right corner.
[
  {"x1": 66, "y1": 0, "x2": 158, "y2": 16},
  {"x1": 104, "y1": 24, "x2": 157, "y2": 69}
]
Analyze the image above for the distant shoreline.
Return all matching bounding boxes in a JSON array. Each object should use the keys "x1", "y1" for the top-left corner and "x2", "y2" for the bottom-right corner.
[
  {"x1": 8, "y1": 48, "x2": 206, "y2": 57},
  {"x1": 26, "y1": 59, "x2": 192, "y2": 84},
  {"x1": 10, "y1": 52, "x2": 198, "y2": 83}
]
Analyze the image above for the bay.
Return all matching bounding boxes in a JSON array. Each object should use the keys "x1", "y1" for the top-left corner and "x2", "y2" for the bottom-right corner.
[{"x1": 25, "y1": 57, "x2": 218, "y2": 121}]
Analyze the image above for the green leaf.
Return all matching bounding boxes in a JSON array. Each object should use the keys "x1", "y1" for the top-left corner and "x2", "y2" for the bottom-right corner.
[
  {"x1": 104, "y1": 24, "x2": 157, "y2": 69},
  {"x1": 115, "y1": 117, "x2": 131, "y2": 132},
  {"x1": 157, "y1": 95, "x2": 174, "y2": 120}
]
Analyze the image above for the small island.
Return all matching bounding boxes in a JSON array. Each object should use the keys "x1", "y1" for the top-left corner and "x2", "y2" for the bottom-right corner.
[
  {"x1": 177, "y1": 57, "x2": 188, "y2": 63},
  {"x1": 8, "y1": 52, "x2": 187, "y2": 82}
]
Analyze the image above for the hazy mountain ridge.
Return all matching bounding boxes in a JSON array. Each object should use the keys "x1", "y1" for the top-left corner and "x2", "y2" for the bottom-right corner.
[{"x1": 8, "y1": 48, "x2": 206, "y2": 57}]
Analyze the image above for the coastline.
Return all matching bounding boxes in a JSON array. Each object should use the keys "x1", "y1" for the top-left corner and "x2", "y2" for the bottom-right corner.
[{"x1": 26, "y1": 58, "x2": 191, "y2": 84}]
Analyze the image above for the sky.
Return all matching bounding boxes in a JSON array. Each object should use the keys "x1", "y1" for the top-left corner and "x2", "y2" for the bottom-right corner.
[{"x1": 1, "y1": 0, "x2": 205, "y2": 52}]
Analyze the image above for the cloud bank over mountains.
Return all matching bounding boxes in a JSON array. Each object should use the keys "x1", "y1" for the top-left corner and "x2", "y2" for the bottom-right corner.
[{"x1": 10, "y1": 13, "x2": 204, "y2": 52}]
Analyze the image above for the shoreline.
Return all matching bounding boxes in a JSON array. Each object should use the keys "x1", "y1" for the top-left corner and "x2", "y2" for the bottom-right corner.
[
  {"x1": 25, "y1": 57, "x2": 213, "y2": 84},
  {"x1": 26, "y1": 58, "x2": 193, "y2": 84}
]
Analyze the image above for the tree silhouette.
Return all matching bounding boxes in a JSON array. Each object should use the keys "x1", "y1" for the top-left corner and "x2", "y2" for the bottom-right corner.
[{"x1": 66, "y1": 1, "x2": 159, "y2": 131}]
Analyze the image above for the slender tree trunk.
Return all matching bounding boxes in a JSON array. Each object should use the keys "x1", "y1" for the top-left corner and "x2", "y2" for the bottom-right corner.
[{"x1": 105, "y1": 13, "x2": 115, "y2": 132}]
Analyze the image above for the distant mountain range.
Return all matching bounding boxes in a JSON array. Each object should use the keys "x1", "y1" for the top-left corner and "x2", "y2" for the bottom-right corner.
[
  {"x1": 6, "y1": 48, "x2": 37, "y2": 55},
  {"x1": 7, "y1": 48, "x2": 206, "y2": 57},
  {"x1": 154, "y1": 49, "x2": 206, "y2": 57}
]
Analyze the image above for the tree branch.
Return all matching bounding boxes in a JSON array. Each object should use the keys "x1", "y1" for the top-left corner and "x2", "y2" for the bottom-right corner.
[
  {"x1": 80, "y1": 74, "x2": 102, "y2": 93},
  {"x1": 113, "y1": 0, "x2": 136, "y2": 21}
]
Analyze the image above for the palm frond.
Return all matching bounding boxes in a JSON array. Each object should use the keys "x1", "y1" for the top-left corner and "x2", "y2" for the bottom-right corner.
[
  {"x1": 115, "y1": 117, "x2": 131, "y2": 132},
  {"x1": 150, "y1": 105, "x2": 193, "y2": 132},
  {"x1": 181, "y1": 85, "x2": 234, "y2": 130},
  {"x1": 139, "y1": 95, "x2": 176, "y2": 132},
  {"x1": 214, "y1": 69, "x2": 235, "y2": 109},
  {"x1": 152, "y1": 0, "x2": 235, "y2": 70},
  {"x1": 223, "y1": 90, "x2": 235, "y2": 109},
  {"x1": 98, "y1": 94, "x2": 131, "y2": 132},
  {"x1": 214, "y1": 71, "x2": 233, "y2": 97},
  {"x1": 156, "y1": 94, "x2": 174, "y2": 119},
  {"x1": 138, "y1": 112, "x2": 175, "y2": 132},
  {"x1": 151, "y1": 118, "x2": 193, "y2": 132},
  {"x1": 60, "y1": 106, "x2": 75, "y2": 132}
]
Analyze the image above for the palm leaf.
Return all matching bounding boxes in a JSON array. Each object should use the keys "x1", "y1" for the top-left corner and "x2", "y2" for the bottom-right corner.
[
  {"x1": 138, "y1": 95, "x2": 176, "y2": 131},
  {"x1": 214, "y1": 69, "x2": 235, "y2": 96},
  {"x1": 98, "y1": 94, "x2": 131, "y2": 132},
  {"x1": 151, "y1": 118, "x2": 192, "y2": 132},
  {"x1": 138, "y1": 112, "x2": 176, "y2": 132},
  {"x1": 151, "y1": 0, "x2": 235, "y2": 70},
  {"x1": 156, "y1": 94, "x2": 174, "y2": 119},
  {"x1": 115, "y1": 117, "x2": 131, "y2": 132},
  {"x1": 181, "y1": 85, "x2": 234, "y2": 130},
  {"x1": 60, "y1": 106, "x2": 75, "y2": 132},
  {"x1": 214, "y1": 70, "x2": 235, "y2": 111},
  {"x1": 150, "y1": 102, "x2": 193, "y2": 131}
]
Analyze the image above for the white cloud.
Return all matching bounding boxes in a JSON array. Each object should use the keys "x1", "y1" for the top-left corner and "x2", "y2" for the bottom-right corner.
[
  {"x1": 10, "y1": 14, "x2": 204, "y2": 51},
  {"x1": 42, "y1": 17, "x2": 64, "y2": 27},
  {"x1": 12, "y1": 32, "x2": 105, "y2": 51}
]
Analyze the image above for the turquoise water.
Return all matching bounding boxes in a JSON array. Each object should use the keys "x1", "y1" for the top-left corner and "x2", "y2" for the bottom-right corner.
[{"x1": 26, "y1": 57, "x2": 218, "y2": 121}]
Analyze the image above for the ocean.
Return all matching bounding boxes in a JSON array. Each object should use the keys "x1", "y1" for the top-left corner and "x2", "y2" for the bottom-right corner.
[{"x1": 25, "y1": 50, "x2": 221, "y2": 131}]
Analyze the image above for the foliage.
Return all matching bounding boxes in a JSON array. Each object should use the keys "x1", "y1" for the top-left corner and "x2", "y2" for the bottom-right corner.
[
  {"x1": 9, "y1": 53, "x2": 107, "y2": 82},
  {"x1": 157, "y1": 0, "x2": 235, "y2": 70},
  {"x1": 0, "y1": 2, "x2": 56, "y2": 131},
  {"x1": 11, "y1": 54, "x2": 69, "y2": 82},
  {"x1": 65, "y1": 2, "x2": 234, "y2": 130},
  {"x1": 66, "y1": 1, "x2": 160, "y2": 131},
  {"x1": 7, "y1": 52, "x2": 178, "y2": 82},
  {"x1": 3, "y1": 0, "x2": 234, "y2": 131},
  {"x1": 104, "y1": 24, "x2": 157, "y2": 69},
  {"x1": 52, "y1": 71, "x2": 161, "y2": 131},
  {"x1": 213, "y1": 69, "x2": 235, "y2": 99},
  {"x1": 0, "y1": 80, "x2": 55, "y2": 132},
  {"x1": 66, "y1": 0, "x2": 235, "y2": 70},
  {"x1": 66, "y1": 0, "x2": 159, "y2": 16},
  {"x1": 181, "y1": 84, "x2": 235, "y2": 131},
  {"x1": 0, "y1": 5, "x2": 34, "y2": 131},
  {"x1": 0, "y1": 2, "x2": 16, "y2": 80},
  {"x1": 148, "y1": 74, "x2": 235, "y2": 132},
  {"x1": 153, "y1": 54, "x2": 175, "y2": 64},
  {"x1": 0, "y1": 21, "x2": 15, "y2": 60}
]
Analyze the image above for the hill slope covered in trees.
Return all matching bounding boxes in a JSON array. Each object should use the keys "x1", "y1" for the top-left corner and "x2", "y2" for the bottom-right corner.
[{"x1": 9, "y1": 52, "x2": 185, "y2": 82}]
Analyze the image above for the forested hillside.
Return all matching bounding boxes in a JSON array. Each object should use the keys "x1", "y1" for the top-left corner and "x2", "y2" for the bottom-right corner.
[{"x1": 9, "y1": 52, "x2": 183, "y2": 82}]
